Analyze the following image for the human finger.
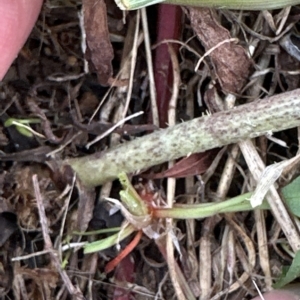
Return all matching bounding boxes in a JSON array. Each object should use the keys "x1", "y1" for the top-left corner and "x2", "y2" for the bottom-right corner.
[{"x1": 0, "y1": 0, "x2": 43, "y2": 80}]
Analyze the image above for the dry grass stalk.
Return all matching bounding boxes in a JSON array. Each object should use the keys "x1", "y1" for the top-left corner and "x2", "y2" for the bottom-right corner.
[
  {"x1": 141, "y1": 7, "x2": 159, "y2": 127},
  {"x1": 239, "y1": 141, "x2": 300, "y2": 251},
  {"x1": 165, "y1": 44, "x2": 187, "y2": 299},
  {"x1": 32, "y1": 174, "x2": 85, "y2": 300}
]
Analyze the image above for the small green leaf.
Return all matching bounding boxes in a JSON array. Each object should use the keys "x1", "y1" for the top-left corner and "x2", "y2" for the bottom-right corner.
[
  {"x1": 4, "y1": 117, "x2": 40, "y2": 127},
  {"x1": 282, "y1": 176, "x2": 300, "y2": 217},
  {"x1": 273, "y1": 250, "x2": 300, "y2": 288},
  {"x1": 84, "y1": 224, "x2": 135, "y2": 254},
  {"x1": 15, "y1": 125, "x2": 34, "y2": 137},
  {"x1": 4, "y1": 117, "x2": 41, "y2": 138}
]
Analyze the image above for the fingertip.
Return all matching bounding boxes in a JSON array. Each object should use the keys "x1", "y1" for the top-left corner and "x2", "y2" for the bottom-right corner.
[{"x1": 0, "y1": 0, "x2": 43, "y2": 80}]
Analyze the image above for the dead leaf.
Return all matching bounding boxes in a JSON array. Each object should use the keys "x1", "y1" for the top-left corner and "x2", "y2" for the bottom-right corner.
[
  {"x1": 83, "y1": 0, "x2": 114, "y2": 85},
  {"x1": 76, "y1": 180, "x2": 96, "y2": 232},
  {"x1": 149, "y1": 149, "x2": 219, "y2": 179},
  {"x1": 188, "y1": 8, "x2": 252, "y2": 94},
  {"x1": 15, "y1": 266, "x2": 59, "y2": 299},
  {"x1": 112, "y1": 255, "x2": 135, "y2": 300},
  {"x1": 278, "y1": 37, "x2": 300, "y2": 90}
]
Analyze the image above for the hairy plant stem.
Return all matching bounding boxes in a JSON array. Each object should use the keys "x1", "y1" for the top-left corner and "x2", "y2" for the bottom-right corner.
[
  {"x1": 66, "y1": 89, "x2": 300, "y2": 187},
  {"x1": 115, "y1": 0, "x2": 300, "y2": 11}
]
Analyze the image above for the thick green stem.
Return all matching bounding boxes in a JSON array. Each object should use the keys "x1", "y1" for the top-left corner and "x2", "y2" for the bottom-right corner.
[
  {"x1": 116, "y1": 0, "x2": 300, "y2": 11},
  {"x1": 67, "y1": 89, "x2": 300, "y2": 187}
]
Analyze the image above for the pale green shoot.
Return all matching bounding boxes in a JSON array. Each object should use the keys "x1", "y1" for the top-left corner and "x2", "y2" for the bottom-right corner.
[
  {"x1": 154, "y1": 192, "x2": 270, "y2": 219},
  {"x1": 83, "y1": 174, "x2": 300, "y2": 254},
  {"x1": 119, "y1": 172, "x2": 149, "y2": 216},
  {"x1": 4, "y1": 117, "x2": 41, "y2": 138},
  {"x1": 83, "y1": 173, "x2": 151, "y2": 254}
]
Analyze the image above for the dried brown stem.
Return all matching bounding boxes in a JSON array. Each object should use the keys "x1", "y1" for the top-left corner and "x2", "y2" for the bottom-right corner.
[{"x1": 33, "y1": 175, "x2": 86, "y2": 300}]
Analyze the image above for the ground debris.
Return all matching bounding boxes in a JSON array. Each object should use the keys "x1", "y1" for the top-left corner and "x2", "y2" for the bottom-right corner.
[{"x1": 1, "y1": 1, "x2": 300, "y2": 299}]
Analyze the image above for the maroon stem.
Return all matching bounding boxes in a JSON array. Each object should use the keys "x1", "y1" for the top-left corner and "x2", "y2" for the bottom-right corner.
[{"x1": 154, "y1": 4, "x2": 182, "y2": 127}]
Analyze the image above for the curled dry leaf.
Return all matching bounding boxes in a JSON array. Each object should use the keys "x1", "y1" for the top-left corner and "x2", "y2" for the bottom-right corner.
[
  {"x1": 188, "y1": 8, "x2": 252, "y2": 94},
  {"x1": 112, "y1": 255, "x2": 135, "y2": 300},
  {"x1": 277, "y1": 37, "x2": 300, "y2": 90},
  {"x1": 76, "y1": 181, "x2": 96, "y2": 232},
  {"x1": 83, "y1": 0, "x2": 114, "y2": 85},
  {"x1": 148, "y1": 149, "x2": 219, "y2": 179}
]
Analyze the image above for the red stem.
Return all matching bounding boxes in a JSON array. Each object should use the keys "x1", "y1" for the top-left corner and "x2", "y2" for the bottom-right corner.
[
  {"x1": 105, "y1": 230, "x2": 143, "y2": 273},
  {"x1": 154, "y1": 4, "x2": 182, "y2": 127}
]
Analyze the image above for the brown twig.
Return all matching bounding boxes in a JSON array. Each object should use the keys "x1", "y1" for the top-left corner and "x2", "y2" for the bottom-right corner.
[
  {"x1": 27, "y1": 97, "x2": 64, "y2": 144},
  {"x1": 32, "y1": 174, "x2": 86, "y2": 300}
]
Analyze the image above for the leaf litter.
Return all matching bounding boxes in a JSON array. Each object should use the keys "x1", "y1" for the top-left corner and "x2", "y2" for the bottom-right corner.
[{"x1": 1, "y1": 0, "x2": 300, "y2": 299}]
